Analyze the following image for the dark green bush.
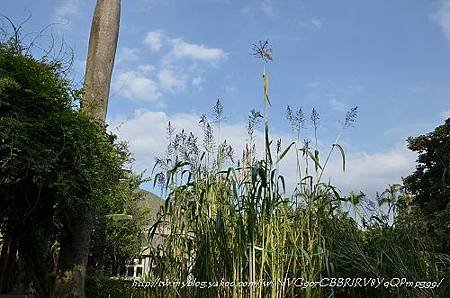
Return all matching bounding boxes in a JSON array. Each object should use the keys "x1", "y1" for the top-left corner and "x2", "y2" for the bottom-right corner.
[{"x1": 0, "y1": 37, "x2": 129, "y2": 295}]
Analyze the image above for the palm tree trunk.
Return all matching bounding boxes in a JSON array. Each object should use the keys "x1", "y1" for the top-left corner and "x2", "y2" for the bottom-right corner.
[
  {"x1": 53, "y1": 1, "x2": 121, "y2": 297},
  {"x1": 82, "y1": 0, "x2": 121, "y2": 123}
]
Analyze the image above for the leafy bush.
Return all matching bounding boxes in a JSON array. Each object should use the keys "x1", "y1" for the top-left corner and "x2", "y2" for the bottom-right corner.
[{"x1": 0, "y1": 34, "x2": 133, "y2": 295}]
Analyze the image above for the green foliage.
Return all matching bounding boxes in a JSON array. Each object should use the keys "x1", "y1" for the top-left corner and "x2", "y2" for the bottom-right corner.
[
  {"x1": 404, "y1": 119, "x2": 450, "y2": 216},
  {"x1": 85, "y1": 273, "x2": 140, "y2": 298},
  {"x1": 0, "y1": 38, "x2": 137, "y2": 294},
  {"x1": 0, "y1": 44, "x2": 79, "y2": 294},
  {"x1": 402, "y1": 119, "x2": 450, "y2": 261},
  {"x1": 324, "y1": 212, "x2": 448, "y2": 297},
  {"x1": 89, "y1": 184, "x2": 155, "y2": 277},
  {"x1": 0, "y1": 40, "x2": 127, "y2": 217}
]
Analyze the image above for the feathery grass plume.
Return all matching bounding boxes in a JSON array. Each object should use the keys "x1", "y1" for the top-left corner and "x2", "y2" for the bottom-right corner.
[
  {"x1": 296, "y1": 107, "x2": 306, "y2": 129},
  {"x1": 286, "y1": 105, "x2": 293, "y2": 124},
  {"x1": 247, "y1": 109, "x2": 263, "y2": 137},
  {"x1": 204, "y1": 123, "x2": 214, "y2": 152},
  {"x1": 198, "y1": 114, "x2": 215, "y2": 173},
  {"x1": 212, "y1": 98, "x2": 225, "y2": 125},
  {"x1": 166, "y1": 121, "x2": 175, "y2": 157},
  {"x1": 212, "y1": 98, "x2": 229, "y2": 171},
  {"x1": 286, "y1": 105, "x2": 308, "y2": 191},
  {"x1": 311, "y1": 108, "x2": 320, "y2": 148},
  {"x1": 286, "y1": 105, "x2": 307, "y2": 140},
  {"x1": 317, "y1": 105, "x2": 358, "y2": 183},
  {"x1": 252, "y1": 40, "x2": 272, "y2": 107},
  {"x1": 251, "y1": 40, "x2": 273, "y2": 63},
  {"x1": 309, "y1": 108, "x2": 321, "y2": 172},
  {"x1": 344, "y1": 106, "x2": 358, "y2": 128},
  {"x1": 276, "y1": 138, "x2": 282, "y2": 155}
]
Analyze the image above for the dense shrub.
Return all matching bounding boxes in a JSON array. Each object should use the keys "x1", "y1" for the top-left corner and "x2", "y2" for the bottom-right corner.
[{"x1": 0, "y1": 37, "x2": 130, "y2": 295}]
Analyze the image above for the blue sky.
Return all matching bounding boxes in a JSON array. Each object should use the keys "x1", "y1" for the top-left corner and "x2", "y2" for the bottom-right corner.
[{"x1": 3, "y1": 0, "x2": 450, "y2": 196}]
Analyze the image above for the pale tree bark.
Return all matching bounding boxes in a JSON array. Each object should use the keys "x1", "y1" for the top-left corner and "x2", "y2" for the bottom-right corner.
[
  {"x1": 82, "y1": 0, "x2": 121, "y2": 123},
  {"x1": 53, "y1": 1, "x2": 121, "y2": 297}
]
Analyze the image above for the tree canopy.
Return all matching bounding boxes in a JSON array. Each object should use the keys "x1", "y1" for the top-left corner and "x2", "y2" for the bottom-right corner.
[
  {"x1": 403, "y1": 119, "x2": 450, "y2": 255},
  {"x1": 0, "y1": 37, "x2": 136, "y2": 295},
  {"x1": 404, "y1": 119, "x2": 450, "y2": 215}
]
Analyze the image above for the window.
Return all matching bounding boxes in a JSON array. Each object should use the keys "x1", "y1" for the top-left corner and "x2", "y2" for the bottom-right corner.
[
  {"x1": 127, "y1": 267, "x2": 134, "y2": 277},
  {"x1": 136, "y1": 267, "x2": 143, "y2": 276}
]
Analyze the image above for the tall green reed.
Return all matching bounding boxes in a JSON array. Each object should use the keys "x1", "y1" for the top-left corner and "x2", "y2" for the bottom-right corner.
[
  {"x1": 147, "y1": 40, "x2": 356, "y2": 298},
  {"x1": 146, "y1": 41, "x2": 446, "y2": 298}
]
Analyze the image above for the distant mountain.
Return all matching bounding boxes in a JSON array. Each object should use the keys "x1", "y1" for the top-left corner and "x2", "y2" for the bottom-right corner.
[{"x1": 134, "y1": 189, "x2": 164, "y2": 218}]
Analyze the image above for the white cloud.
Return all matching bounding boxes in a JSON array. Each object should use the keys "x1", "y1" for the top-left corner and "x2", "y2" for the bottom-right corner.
[
  {"x1": 116, "y1": 47, "x2": 140, "y2": 64},
  {"x1": 261, "y1": 0, "x2": 276, "y2": 18},
  {"x1": 157, "y1": 68, "x2": 186, "y2": 92},
  {"x1": 324, "y1": 144, "x2": 417, "y2": 195},
  {"x1": 110, "y1": 110, "x2": 183, "y2": 158},
  {"x1": 328, "y1": 97, "x2": 347, "y2": 112},
  {"x1": 54, "y1": 0, "x2": 81, "y2": 23},
  {"x1": 144, "y1": 30, "x2": 165, "y2": 52},
  {"x1": 383, "y1": 122, "x2": 430, "y2": 138},
  {"x1": 432, "y1": 0, "x2": 450, "y2": 41},
  {"x1": 276, "y1": 143, "x2": 417, "y2": 197},
  {"x1": 110, "y1": 109, "x2": 417, "y2": 196},
  {"x1": 111, "y1": 32, "x2": 226, "y2": 102},
  {"x1": 166, "y1": 38, "x2": 228, "y2": 63},
  {"x1": 109, "y1": 109, "x2": 263, "y2": 173},
  {"x1": 192, "y1": 76, "x2": 204, "y2": 89},
  {"x1": 113, "y1": 71, "x2": 161, "y2": 101},
  {"x1": 138, "y1": 64, "x2": 156, "y2": 74},
  {"x1": 113, "y1": 61, "x2": 203, "y2": 102},
  {"x1": 109, "y1": 110, "x2": 202, "y2": 172},
  {"x1": 224, "y1": 85, "x2": 238, "y2": 94},
  {"x1": 441, "y1": 109, "x2": 450, "y2": 119}
]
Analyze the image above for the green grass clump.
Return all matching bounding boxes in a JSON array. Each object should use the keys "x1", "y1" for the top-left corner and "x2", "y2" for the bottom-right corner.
[{"x1": 146, "y1": 43, "x2": 448, "y2": 298}]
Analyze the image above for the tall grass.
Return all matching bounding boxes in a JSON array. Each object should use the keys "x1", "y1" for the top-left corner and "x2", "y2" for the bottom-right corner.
[{"x1": 146, "y1": 42, "x2": 448, "y2": 297}]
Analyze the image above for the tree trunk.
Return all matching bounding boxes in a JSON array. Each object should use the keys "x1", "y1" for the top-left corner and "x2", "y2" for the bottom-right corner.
[
  {"x1": 82, "y1": 0, "x2": 121, "y2": 123},
  {"x1": 0, "y1": 232, "x2": 11, "y2": 293},
  {"x1": 53, "y1": 1, "x2": 121, "y2": 297},
  {"x1": 19, "y1": 226, "x2": 54, "y2": 296},
  {"x1": 0, "y1": 230, "x2": 17, "y2": 294},
  {"x1": 53, "y1": 208, "x2": 93, "y2": 297}
]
